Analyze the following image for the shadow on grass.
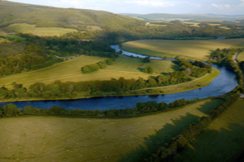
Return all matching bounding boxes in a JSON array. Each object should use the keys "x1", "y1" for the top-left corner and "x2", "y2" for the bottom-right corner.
[
  {"x1": 198, "y1": 99, "x2": 224, "y2": 114},
  {"x1": 120, "y1": 113, "x2": 200, "y2": 162},
  {"x1": 175, "y1": 123, "x2": 244, "y2": 162}
]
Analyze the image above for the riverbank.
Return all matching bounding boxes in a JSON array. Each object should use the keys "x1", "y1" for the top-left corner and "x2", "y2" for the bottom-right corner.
[
  {"x1": 134, "y1": 68, "x2": 220, "y2": 95},
  {"x1": 0, "y1": 67, "x2": 219, "y2": 103}
]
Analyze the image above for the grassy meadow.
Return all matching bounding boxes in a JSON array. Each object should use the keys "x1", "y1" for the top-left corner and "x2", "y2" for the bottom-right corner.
[
  {"x1": 0, "y1": 55, "x2": 173, "y2": 88},
  {"x1": 7, "y1": 23, "x2": 78, "y2": 37},
  {"x1": 238, "y1": 51, "x2": 244, "y2": 62},
  {"x1": 122, "y1": 39, "x2": 244, "y2": 60},
  {"x1": 0, "y1": 100, "x2": 214, "y2": 162},
  {"x1": 176, "y1": 99, "x2": 244, "y2": 162}
]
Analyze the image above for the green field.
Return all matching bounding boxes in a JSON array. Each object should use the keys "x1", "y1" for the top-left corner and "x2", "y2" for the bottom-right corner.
[
  {"x1": 0, "y1": 100, "x2": 212, "y2": 162},
  {"x1": 238, "y1": 52, "x2": 244, "y2": 62},
  {"x1": 176, "y1": 99, "x2": 244, "y2": 162},
  {"x1": 7, "y1": 23, "x2": 78, "y2": 37},
  {"x1": 0, "y1": 55, "x2": 173, "y2": 88},
  {"x1": 122, "y1": 39, "x2": 244, "y2": 60}
]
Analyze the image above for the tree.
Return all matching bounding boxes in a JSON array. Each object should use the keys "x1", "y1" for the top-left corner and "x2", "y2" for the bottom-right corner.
[{"x1": 3, "y1": 104, "x2": 19, "y2": 117}]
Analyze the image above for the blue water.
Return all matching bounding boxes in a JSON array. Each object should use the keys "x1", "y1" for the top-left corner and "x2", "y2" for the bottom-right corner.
[
  {"x1": 0, "y1": 46, "x2": 238, "y2": 110},
  {"x1": 0, "y1": 65, "x2": 237, "y2": 110}
]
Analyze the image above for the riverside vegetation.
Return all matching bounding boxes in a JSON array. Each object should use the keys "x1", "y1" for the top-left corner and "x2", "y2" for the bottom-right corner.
[{"x1": 0, "y1": 57, "x2": 211, "y2": 100}]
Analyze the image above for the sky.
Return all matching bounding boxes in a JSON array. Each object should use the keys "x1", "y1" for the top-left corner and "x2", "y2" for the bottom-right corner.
[{"x1": 7, "y1": 0, "x2": 244, "y2": 15}]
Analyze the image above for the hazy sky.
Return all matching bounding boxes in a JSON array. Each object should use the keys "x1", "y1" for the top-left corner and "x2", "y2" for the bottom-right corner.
[{"x1": 7, "y1": 0, "x2": 244, "y2": 14}]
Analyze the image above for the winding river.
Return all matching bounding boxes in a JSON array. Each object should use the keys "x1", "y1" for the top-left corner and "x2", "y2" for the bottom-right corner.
[{"x1": 0, "y1": 45, "x2": 238, "y2": 110}]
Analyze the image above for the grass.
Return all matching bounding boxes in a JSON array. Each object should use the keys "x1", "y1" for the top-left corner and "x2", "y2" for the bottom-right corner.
[
  {"x1": 122, "y1": 39, "x2": 244, "y2": 60},
  {"x1": 0, "y1": 38, "x2": 8, "y2": 44},
  {"x1": 238, "y1": 52, "x2": 244, "y2": 62},
  {"x1": 0, "y1": 55, "x2": 173, "y2": 88},
  {"x1": 0, "y1": 100, "x2": 212, "y2": 162},
  {"x1": 176, "y1": 99, "x2": 244, "y2": 162},
  {"x1": 7, "y1": 23, "x2": 77, "y2": 37},
  {"x1": 135, "y1": 67, "x2": 220, "y2": 95}
]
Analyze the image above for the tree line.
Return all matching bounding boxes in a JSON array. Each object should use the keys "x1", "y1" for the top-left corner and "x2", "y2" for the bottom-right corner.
[
  {"x1": 210, "y1": 48, "x2": 244, "y2": 92},
  {"x1": 0, "y1": 34, "x2": 117, "y2": 76},
  {"x1": 0, "y1": 99, "x2": 195, "y2": 118},
  {"x1": 120, "y1": 89, "x2": 240, "y2": 162},
  {"x1": 81, "y1": 59, "x2": 114, "y2": 73}
]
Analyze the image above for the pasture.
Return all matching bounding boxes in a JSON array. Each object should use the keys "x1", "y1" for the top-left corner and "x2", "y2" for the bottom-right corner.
[
  {"x1": 238, "y1": 52, "x2": 244, "y2": 62},
  {"x1": 0, "y1": 100, "x2": 213, "y2": 162},
  {"x1": 7, "y1": 23, "x2": 77, "y2": 37},
  {"x1": 122, "y1": 39, "x2": 244, "y2": 60},
  {"x1": 176, "y1": 99, "x2": 244, "y2": 162},
  {"x1": 0, "y1": 55, "x2": 173, "y2": 88}
]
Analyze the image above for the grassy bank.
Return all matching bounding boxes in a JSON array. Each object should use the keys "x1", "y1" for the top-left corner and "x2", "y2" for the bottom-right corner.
[
  {"x1": 0, "y1": 68, "x2": 219, "y2": 103},
  {"x1": 0, "y1": 100, "x2": 212, "y2": 162},
  {"x1": 122, "y1": 39, "x2": 244, "y2": 60}
]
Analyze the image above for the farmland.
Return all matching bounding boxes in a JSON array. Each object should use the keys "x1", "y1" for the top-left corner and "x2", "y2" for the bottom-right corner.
[
  {"x1": 122, "y1": 39, "x2": 244, "y2": 60},
  {"x1": 7, "y1": 23, "x2": 78, "y2": 37}
]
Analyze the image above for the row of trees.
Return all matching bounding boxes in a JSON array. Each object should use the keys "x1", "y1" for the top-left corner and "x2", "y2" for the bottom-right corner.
[
  {"x1": 81, "y1": 59, "x2": 114, "y2": 73},
  {"x1": 121, "y1": 89, "x2": 240, "y2": 162},
  {"x1": 0, "y1": 99, "x2": 194, "y2": 118}
]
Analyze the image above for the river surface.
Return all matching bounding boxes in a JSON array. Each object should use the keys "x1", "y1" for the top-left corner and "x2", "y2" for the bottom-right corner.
[{"x1": 0, "y1": 46, "x2": 238, "y2": 110}]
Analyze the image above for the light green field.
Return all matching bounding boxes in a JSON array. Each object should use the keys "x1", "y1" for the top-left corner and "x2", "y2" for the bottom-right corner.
[
  {"x1": 7, "y1": 23, "x2": 77, "y2": 37},
  {"x1": 122, "y1": 39, "x2": 244, "y2": 60},
  {"x1": 183, "y1": 22, "x2": 200, "y2": 27},
  {"x1": 0, "y1": 38, "x2": 8, "y2": 44},
  {"x1": 135, "y1": 68, "x2": 220, "y2": 94},
  {"x1": 0, "y1": 100, "x2": 211, "y2": 162},
  {"x1": 176, "y1": 99, "x2": 244, "y2": 162},
  {"x1": 238, "y1": 52, "x2": 244, "y2": 62},
  {"x1": 0, "y1": 55, "x2": 173, "y2": 88}
]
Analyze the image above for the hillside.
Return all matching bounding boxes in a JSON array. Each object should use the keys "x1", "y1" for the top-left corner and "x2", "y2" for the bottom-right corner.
[
  {"x1": 1, "y1": 1, "x2": 244, "y2": 39},
  {"x1": 125, "y1": 13, "x2": 244, "y2": 22},
  {"x1": 0, "y1": 0, "x2": 143, "y2": 34}
]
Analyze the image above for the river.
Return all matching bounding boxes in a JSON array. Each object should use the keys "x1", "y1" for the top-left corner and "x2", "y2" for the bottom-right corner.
[{"x1": 0, "y1": 45, "x2": 238, "y2": 110}]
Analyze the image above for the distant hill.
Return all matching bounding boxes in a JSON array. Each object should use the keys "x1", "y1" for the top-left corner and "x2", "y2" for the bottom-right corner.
[
  {"x1": 0, "y1": 1, "x2": 244, "y2": 39},
  {"x1": 0, "y1": 0, "x2": 143, "y2": 33},
  {"x1": 125, "y1": 13, "x2": 244, "y2": 22}
]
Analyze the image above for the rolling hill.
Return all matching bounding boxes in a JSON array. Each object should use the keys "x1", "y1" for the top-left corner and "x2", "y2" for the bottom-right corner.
[
  {"x1": 125, "y1": 13, "x2": 244, "y2": 22},
  {"x1": 0, "y1": 0, "x2": 143, "y2": 34}
]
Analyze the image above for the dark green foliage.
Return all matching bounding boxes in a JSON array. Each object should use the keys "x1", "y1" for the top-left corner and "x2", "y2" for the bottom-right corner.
[
  {"x1": 174, "y1": 58, "x2": 211, "y2": 78},
  {"x1": 0, "y1": 34, "x2": 117, "y2": 76},
  {"x1": 139, "y1": 66, "x2": 153, "y2": 74},
  {"x1": 121, "y1": 91, "x2": 239, "y2": 162},
  {"x1": 0, "y1": 99, "x2": 195, "y2": 118},
  {"x1": 210, "y1": 48, "x2": 244, "y2": 91},
  {"x1": 0, "y1": 104, "x2": 20, "y2": 117},
  {"x1": 81, "y1": 59, "x2": 114, "y2": 73},
  {"x1": 142, "y1": 57, "x2": 150, "y2": 63}
]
